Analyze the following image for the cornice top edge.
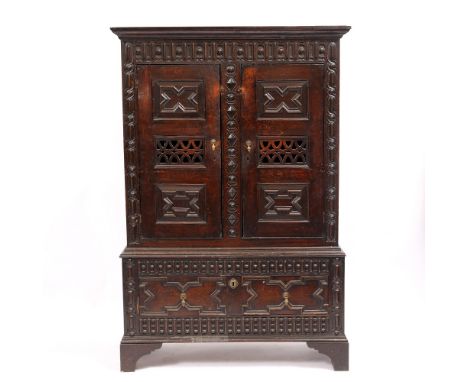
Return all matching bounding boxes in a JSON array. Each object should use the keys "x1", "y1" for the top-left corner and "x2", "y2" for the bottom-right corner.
[
  {"x1": 120, "y1": 246, "x2": 346, "y2": 258},
  {"x1": 110, "y1": 26, "x2": 351, "y2": 40}
]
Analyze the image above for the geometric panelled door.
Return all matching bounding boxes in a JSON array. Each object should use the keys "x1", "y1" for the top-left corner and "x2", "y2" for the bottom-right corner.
[
  {"x1": 137, "y1": 65, "x2": 221, "y2": 238},
  {"x1": 241, "y1": 64, "x2": 326, "y2": 237}
]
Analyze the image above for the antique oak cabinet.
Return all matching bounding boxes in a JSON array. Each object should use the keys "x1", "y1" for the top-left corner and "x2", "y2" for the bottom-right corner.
[{"x1": 111, "y1": 26, "x2": 350, "y2": 371}]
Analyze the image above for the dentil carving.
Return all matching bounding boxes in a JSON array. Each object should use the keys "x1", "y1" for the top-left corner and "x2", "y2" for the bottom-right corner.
[
  {"x1": 138, "y1": 258, "x2": 331, "y2": 276},
  {"x1": 139, "y1": 315, "x2": 329, "y2": 337},
  {"x1": 133, "y1": 41, "x2": 328, "y2": 63}
]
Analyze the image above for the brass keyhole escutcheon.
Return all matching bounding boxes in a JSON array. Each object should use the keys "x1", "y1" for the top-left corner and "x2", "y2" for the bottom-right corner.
[
  {"x1": 211, "y1": 139, "x2": 217, "y2": 151},
  {"x1": 228, "y1": 278, "x2": 239, "y2": 289},
  {"x1": 180, "y1": 292, "x2": 187, "y2": 306},
  {"x1": 245, "y1": 140, "x2": 252, "y2": 153}
]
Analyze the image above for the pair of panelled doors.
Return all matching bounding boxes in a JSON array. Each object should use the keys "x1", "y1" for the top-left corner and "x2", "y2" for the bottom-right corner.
[{"x1": 137, "y1": 63, "x2": 325, "y2": 240}]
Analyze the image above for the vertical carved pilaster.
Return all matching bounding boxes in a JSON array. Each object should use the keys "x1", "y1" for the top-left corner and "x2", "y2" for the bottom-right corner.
[
  {"x1": 123, "y1": 258, "x2": 137, "y2": 336},
  {"x1": 331, "y1": 257, "x2": 344, "y2": 335},
  {"x1": 325, "y1": 41, "x2": 338, "y2": 243},
  {"x1": 122, "y1": 42, "x2": 141, "y2": 244},
  {"x1": 222, "y1": 63, "x2": 241, "y2": 237}
]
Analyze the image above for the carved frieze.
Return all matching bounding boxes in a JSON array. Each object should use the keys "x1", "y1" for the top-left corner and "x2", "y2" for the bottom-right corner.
[
  {"x1": 138, "y1": 257, "x2": 331, "y2": 276},
  {"x1": 139, "y1": 315, "x2": 329, "y2": 337},
  {"x1": 132, "y1": 41, "x2": 328, "y2": 64}
]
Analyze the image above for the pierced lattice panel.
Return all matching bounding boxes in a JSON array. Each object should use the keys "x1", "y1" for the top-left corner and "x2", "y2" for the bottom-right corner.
[
  {"x1": 258, "y1": 137, "x2": 308, "y2": 166},
  {"x1": 154, "y1": 137, "x2": 205, "y2": 166}
]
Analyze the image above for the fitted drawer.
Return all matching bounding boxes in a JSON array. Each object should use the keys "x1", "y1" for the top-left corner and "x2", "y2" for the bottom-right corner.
[{"x1": 122, "y1": 256, "x2": 344, "y2": 339}]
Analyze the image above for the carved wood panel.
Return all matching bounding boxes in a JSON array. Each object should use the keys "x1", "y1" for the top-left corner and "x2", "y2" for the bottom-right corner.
[
  {"x1": 155, "y1": 184, "x2": 206, "y2": 223},
  {"x1": 258, "y1": 183, "x2": 309, "y2": 222},
  {"x1": 244, "y1": 276, "x2": 328, "y2": 315},
  {"x1": 139, "y1": 277, "x2": 222, "y2": 316},
  {"x1": 153, "y1": 80, "x2": 205, "y2": 120},
  {"x1": 154, "y1": 137, "x2": 205, "y2": 166},
  {"x1": 256, "y1": 81, "x2": 309, "y2": 119},
  {"x1": 137, "y1": 274, "x2": 329, "y2": 318},
  {"x1": 258, "y1": 137, "x2": 308, "y2": 166}
]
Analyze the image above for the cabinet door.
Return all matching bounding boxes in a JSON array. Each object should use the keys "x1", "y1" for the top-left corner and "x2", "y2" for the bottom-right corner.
[
  {"x1": 241, "y1": 64, "x2": 325, "y2": 238},
  {"x1": 137, "y1": 65, "x2": 221, "y2": 239}
]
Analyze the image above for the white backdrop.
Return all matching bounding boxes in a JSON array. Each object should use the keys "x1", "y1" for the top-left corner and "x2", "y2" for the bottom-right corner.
[{"x1": 0, "y1": 0, "x2": 465, "y2": 380}]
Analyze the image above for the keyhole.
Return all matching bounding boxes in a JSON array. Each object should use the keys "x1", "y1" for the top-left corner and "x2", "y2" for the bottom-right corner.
[{"x1": 228, "y1": 278, "x2": 239, "y2": 289}]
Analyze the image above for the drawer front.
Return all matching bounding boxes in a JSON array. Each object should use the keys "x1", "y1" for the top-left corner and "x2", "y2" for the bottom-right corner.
[
  {"x1": 137, "y1": 275, "x2": 329, "y2": 316},
  {"x1": 123, "y1": 257, "x2": 344, "y2": 339}
]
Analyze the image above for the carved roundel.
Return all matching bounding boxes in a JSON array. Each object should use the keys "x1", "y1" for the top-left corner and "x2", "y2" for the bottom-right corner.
[{"x1": 256, "y1": 80, "x2": 309, "y2": 120}]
